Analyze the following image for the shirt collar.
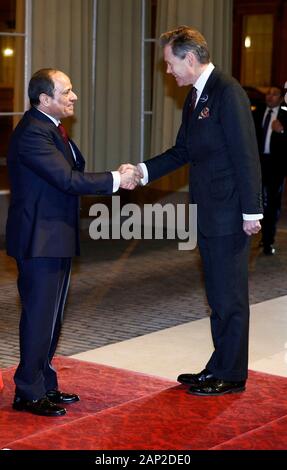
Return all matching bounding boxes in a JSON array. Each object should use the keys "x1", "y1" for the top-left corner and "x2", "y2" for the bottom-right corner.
[
  {"x1": 37, "y1": 109, "x2": 60, "y2": 127},
  {"x1": 194, "y1": 62, "x2": 215, "y2": 95},
  {"x1": 266, "y1": 105, "x2": 280, "y2": 114}
]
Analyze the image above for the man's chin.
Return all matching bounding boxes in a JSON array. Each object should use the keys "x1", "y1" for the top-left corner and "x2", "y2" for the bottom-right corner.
[{"x1": 64, "y1": 110, "x2": 74, "y2": 117}]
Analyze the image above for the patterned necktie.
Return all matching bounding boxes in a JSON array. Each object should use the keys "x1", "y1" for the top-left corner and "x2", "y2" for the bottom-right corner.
[
  {"x1": 58, "y1": 123, "x2": 69, "y2": 144},
  {"x1": 261, "y1": 108, "x2": 273, "y2": 151},
  {"x1": 190, "y1": 86, "x2": 197, "y2": 112}
]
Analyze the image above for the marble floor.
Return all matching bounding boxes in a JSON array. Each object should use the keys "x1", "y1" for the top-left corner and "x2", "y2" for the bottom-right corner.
[
  {"x1": 73, "y1": 295, "x2": 287, "y2": 381},
  {"x1": 1, "y1": 212, "x2": 287, "y2": 374}
]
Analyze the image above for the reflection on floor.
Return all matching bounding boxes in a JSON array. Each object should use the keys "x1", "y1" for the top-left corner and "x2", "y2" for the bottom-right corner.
[
  {"x1": 73, "y1": 295, "x2": 287, "y2": 380},
  {"x1": 1, "y1": 297, "x2": 286, "y2": 451}
]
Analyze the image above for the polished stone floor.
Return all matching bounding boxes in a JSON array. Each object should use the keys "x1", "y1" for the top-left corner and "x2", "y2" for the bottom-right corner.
[{"x1": 1, "y1": 214, "x2": 287, "y2": 369}]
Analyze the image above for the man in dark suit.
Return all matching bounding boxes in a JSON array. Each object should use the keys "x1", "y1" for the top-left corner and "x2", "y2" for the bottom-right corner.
[
  {"x1": 136, "y1": 26, "x2": 262, "y2": 396},
  {"x1": 6, "y1": 68, "x2": 140, "y2": 416},
  {"x1": 253, "y1": 86, "x2": 287, "y2": 255}
]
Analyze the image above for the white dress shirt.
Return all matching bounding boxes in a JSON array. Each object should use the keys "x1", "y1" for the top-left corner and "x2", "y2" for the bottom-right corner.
[
  {"x1": 262, "y1": 106, "x2": 280, "y2": 154},
  {"x1": 38, "y1": 109, "x2": 120, "y2": 192}
]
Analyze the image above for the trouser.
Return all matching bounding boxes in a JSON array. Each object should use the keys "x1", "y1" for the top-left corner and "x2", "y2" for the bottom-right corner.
[
  {"x1": 198, "y1": 230, "x2": 250, "y2": 381},
  {"x1": 14, "y1": 257, "x2": 71, "y2": 401},
  {"x1": 261, "y1": 157, "x2": 285, "y2": 247}
]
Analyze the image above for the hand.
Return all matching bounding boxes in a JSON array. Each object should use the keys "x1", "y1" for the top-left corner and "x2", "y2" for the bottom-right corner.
[
  {"x1": 243, "y1": 220, "x2": 261, "y2": 236},
  {"x1": 118, "y1": 163, "x2": 141, "y2": 190},
  {"x1": 136, "y1": 163, "x2": 144, "y2": 179},
  {"x1": 272, "y1": 119, "x2": 284, "y2": 133}
]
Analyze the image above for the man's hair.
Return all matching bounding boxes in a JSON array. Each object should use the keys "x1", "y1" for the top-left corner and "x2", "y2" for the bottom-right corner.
[
  {"x1": 159, "y1": 25, "x2": 210, "y2": 64},
  {"x1": 275, "y1": 86, "x2": 285, "y2": 97},
  {"x1": 28, "y1": 68, "x2": 57, "y2": 107},
  {"x1": 267, "y1": 85, "x2": 285, "y2": 97}
]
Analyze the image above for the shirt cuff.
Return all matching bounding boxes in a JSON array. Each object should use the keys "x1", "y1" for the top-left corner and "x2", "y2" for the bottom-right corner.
[
  {"x1": 242, "y1": 213, "x2": 263, "y2": 221},
  {"x1": 138, "y1": 163, "x2": 149, "y2": 186},
  {"x1": 111, "y1": 171, "x2": 121, "y2": 193}
]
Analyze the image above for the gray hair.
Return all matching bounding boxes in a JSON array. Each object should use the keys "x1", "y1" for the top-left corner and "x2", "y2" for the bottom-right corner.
[{"x1": 160, "y1": 26, "x2": 210, "y2": 64}]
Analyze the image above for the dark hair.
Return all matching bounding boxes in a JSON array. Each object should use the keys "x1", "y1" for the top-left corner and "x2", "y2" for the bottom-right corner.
[
  {"x1": 28, "y1": 68, "x2": 57, "y2": 106},
  {"x1": 266, "y1": 85, "x2": 286, "y2": 98},
  {"x1": 159, "y1": 25, "x2": 210, "y2": 64},
  {"x1": 275, "y1": 86, "x2": 285, "y2": 97}
]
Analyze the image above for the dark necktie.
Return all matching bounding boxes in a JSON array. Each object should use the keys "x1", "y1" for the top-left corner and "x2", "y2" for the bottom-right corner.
[
  {"x1": 57, "y1": 123, "x2": 81, "y2": 170},
  {"x1": 58, "y1": 123, "x2": 69, "y2": 145},
  {"x1": 261, "y1": 108, "x2": 273, "y2": 152},
  {"x1": 190, "y1": 86, "x2": 197, "y2": 112}
]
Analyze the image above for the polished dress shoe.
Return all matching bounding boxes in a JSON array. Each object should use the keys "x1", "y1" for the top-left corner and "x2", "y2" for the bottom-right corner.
[
  {"x1": 188, "y1": 379, "x2": 246, "y2": 396},
  {"x1": 177, "y1": 368, "x2": 215, "y2": 386},
  {"x1": 46, "y1": 389, "x2": 80, "y2": 404},
  {"x1": 12, "y1": 396, "x2": 66, "y2": 416},
  {"x1": 263, "y1": 245, "x2": 275, "y2": 255}
]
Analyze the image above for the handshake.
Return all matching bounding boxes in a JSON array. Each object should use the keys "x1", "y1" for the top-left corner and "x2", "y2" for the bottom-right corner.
[{"x1": 118, "y1": 163, "x2": 144, "y2": 190}]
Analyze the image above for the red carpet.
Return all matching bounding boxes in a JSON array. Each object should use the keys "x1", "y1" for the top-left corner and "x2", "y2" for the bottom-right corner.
[{"x1": 0, "y1": 357, "x2": 287, "y2": 450}]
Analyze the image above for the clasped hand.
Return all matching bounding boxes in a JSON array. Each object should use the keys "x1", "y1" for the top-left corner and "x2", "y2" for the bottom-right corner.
[{"x1": 118, "y1": 163, "x2": 143, "y2": 190}]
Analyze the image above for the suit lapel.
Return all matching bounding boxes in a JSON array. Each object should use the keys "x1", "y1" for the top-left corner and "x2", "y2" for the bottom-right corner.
[
  {"x1": 190, "y1": 68, "x2": 220, "y2": 122},
  {"x1": 61, "y1": 139, "x2": 77, "y2": 168},
  {"x1": 29, "y1": 107, "x2": 76, "y2": 168},
  {"x1": 70, "y1": 140, "x2": 85, "y2": 171},
  {"x1": 278, "y1": 106, "x2": 287, "y2": 121}
]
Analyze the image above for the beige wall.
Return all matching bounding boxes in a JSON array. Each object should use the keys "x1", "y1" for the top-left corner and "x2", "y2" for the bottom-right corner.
[
  {"x1": 31, "y1": 0, "x2": 233, "y2": 179},
  {"x1": 150, "y1": 0, "x2": 232, "y2": 191},
  {"x1": 93, "y1": 0, "x2": 142, "y2": 171},
  {"x1": 31, "y1": 0, "x2": 94, "y2": 166}
]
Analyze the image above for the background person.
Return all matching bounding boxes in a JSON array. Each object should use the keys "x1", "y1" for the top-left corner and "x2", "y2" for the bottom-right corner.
[{"x1": 253, "y1": 86, "x2": 287, "y2": 255}]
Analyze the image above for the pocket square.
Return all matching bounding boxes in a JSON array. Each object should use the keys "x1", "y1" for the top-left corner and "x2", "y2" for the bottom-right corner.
[{"x1": 198, "y1": 107, "x2": 210, "y2": 119}]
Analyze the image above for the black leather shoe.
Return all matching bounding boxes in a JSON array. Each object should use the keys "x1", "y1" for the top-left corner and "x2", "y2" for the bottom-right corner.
[
  {"x1": 263, "y1": 245, "x2": 275, "y2": 255},
  {"x1": 188, "y1": 379, "x2": 246, "y2": 396},
  {"x1": 46, "y1": 389, "x2": 80, "y2": 404},
  {"x1": 12, "y1": 396, "x2": 66, "y2": 416},
  {"x1": 177, "y1": 368, "x2": 215, "y2": 386}
]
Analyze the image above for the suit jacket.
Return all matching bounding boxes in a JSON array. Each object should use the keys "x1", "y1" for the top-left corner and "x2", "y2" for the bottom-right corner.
[
  {"x1": 145, "y1": 68, "x2": 262, "y2": 237},
  {"x1": 253, "y1": 104, "x2": 287, "y2": 176},
  {"x1": 6, "y1": 107, "x2": 113, "y2": 258}
]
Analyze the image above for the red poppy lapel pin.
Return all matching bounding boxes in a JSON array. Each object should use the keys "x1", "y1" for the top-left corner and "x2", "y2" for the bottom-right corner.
[{"x1": 198, "y1": 106, "x2": 210, "y2": 119}]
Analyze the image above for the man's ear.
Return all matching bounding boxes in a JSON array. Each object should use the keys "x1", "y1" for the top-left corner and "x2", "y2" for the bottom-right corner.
[
  {"x1": 39, "y1": 93, "x2": 51, "y2": 108},
  {"x1": 186, "y1": 51, "x2": 195, "y2": 66}
]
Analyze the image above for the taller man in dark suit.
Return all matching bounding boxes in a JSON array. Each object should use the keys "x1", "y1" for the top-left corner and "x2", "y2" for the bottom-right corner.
[
  {"x1": 136, "y1": 26, "x2": 263, "y2": 396},
  {"x1": 253, "y1": 86, "x2": 287, "y2": 255},
  {"x1": 6, "y1": 68, "x2": 140, "y2": 416}
]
